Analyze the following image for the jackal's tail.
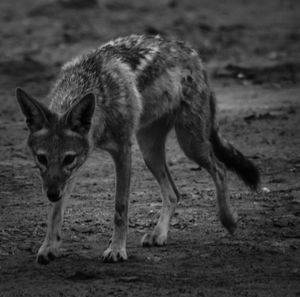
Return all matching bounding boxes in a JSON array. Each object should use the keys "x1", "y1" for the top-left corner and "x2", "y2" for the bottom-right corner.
[{"x1": 211, "y1": 129, "x2": 260, "y2": 190}]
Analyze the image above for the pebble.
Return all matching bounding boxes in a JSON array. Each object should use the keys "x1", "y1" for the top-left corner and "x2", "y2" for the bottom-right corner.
[{"x1": 262, "y1": 187, "x2": 271, "y2": 193}]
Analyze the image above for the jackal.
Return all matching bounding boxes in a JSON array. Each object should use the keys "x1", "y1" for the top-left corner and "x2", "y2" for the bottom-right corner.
[{"x1": 16, "y1": 34, "x2": 259, "y2": 264}]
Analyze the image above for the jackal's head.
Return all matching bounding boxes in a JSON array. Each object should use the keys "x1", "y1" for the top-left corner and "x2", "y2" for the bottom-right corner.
[{"x1": 16, "y1": 88, "x2": 95, "y2": 203}]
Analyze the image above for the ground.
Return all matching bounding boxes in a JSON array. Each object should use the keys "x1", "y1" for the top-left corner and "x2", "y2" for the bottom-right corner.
[{"x1": 0, "y1": 0, "x2": 300, "y2": 296}]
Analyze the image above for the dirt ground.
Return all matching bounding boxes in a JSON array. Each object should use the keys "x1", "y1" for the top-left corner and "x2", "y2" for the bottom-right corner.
[{"x1": 0, "y1": 0, "x2": 300, "y2": 296}]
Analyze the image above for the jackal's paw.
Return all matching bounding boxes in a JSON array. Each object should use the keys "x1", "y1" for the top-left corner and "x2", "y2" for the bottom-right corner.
[
  {"x1": 36, "y1": 247, "x2": 58, "y2": 265},
  {"x1": 141, "y1": 232, "x2": 167, "y2": 247},
  {"x1": 220, "y1": 210, "x2": 238, "y2": 235},
  {"x1": 102, "y1": 246, "x2": 128, "y2": 263}
]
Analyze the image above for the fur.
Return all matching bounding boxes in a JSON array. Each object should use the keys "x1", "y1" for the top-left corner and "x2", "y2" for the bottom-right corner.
[{"x1": 16, "y1": 34, "x2": 260, "y2": 265}]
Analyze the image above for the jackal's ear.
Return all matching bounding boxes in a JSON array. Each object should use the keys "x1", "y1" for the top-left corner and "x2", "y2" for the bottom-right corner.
[
  {"x1": 64, "y1": 93, "x2": 95, "y2": 135},
  {"x1": 16, "y1": 87, "x2": 52, "y2": 133}
]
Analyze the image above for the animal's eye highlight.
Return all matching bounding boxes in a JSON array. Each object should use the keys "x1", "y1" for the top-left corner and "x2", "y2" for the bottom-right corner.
[
  {"x1": 37, "y1": 154, "x2": 48, "y2": 166},
  {"x1": 63, "y1": 154, "x2": 76, "y2": 166}
]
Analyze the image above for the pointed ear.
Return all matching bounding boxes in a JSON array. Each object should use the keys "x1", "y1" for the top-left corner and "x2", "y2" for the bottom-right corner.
[
  {"x1": 16, "y1": 87, "x2": 53, "y2": 133},
  {"x1": 64, "y1": 93, "x2": 96, "y2": 135}
]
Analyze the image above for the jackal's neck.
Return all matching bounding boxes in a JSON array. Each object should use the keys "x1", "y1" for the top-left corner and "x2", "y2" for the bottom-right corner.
[{"x1": 48, "y1": 69, "x2": 102, "y2": 115}]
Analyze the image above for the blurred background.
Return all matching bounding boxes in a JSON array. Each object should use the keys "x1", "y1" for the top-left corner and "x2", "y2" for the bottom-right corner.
[{"x1": 1, "y1": 0, "x2": 299, "y2": 94}]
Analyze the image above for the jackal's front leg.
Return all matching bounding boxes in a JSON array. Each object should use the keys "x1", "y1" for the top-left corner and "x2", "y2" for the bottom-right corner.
[
  {"x1": 36, "y1": 197, "x2": 68, "y2": 264},
  {"x1": 103, "y1": 144, "x2": 131, "y2": 262},
  {"x1": 37, "y1": 179, "x2": 74, "y2": 265}
]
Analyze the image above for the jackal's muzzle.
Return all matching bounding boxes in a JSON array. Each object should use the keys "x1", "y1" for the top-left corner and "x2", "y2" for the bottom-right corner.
[{"x1": 46, "y1": 189, "x2": 61, "y2": 202}]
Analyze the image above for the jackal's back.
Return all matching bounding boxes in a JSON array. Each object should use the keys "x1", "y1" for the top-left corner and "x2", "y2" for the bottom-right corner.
[{"x1": 49, "y1": 35, "x2": 209, "y2": 131}]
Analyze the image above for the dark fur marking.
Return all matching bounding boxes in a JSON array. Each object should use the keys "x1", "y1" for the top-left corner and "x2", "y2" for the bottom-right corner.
[
  {"x1": 137, "y1": 55, "x2": 167, "y2": 89},
  {"x1": 102, "y1": 44, "x2": 153, "y2": 71}
]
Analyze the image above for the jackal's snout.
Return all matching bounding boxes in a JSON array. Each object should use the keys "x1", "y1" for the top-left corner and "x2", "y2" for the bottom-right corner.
[{"x1": 46, "y1": 188, "x2": 61, "y2": 202}]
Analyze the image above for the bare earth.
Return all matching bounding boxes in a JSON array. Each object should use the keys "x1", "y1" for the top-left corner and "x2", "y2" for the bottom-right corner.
[{"x1": 0, "y1": 0, "x2": 300, "y2": 296}]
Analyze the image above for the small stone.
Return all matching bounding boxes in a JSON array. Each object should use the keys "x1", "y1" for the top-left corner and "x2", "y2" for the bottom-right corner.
[{"x1": 262, "y1": 187, "x2": 271, "y2": 193}]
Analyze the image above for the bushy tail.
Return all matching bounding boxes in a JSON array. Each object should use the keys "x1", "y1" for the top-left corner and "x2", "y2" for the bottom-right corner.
[{"x1": 211, "y1": 129, "x2": 260, "y2": 190}]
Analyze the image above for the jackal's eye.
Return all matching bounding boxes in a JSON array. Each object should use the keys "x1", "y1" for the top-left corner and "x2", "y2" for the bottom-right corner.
[
  {"x1": 63, "y1": 154, "x2": 76, "y2": 166},
  {"x1": 36, "y1": 154, "x2": 48, "y2": 166}
]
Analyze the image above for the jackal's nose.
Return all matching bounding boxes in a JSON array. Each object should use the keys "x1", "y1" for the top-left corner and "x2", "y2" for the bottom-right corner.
[{"x1": 47, "y1": 189, "x2": 61, "y2": 202}]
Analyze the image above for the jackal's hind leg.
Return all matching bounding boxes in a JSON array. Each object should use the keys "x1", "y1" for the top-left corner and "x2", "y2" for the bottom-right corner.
[
  {"x1": 137, "y1": 117, "x2": 179, "y2": 247},
  {"x1": 175, "y1": 123, "x2": 238, "y2": 234}
]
